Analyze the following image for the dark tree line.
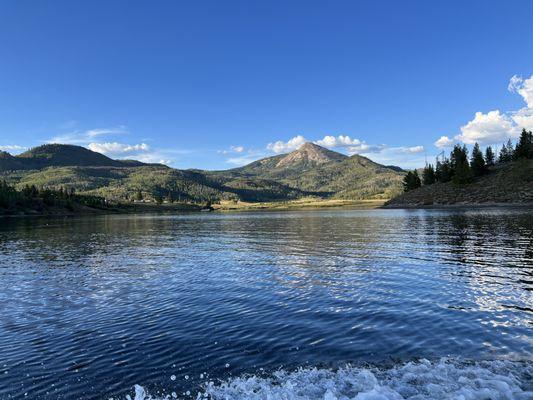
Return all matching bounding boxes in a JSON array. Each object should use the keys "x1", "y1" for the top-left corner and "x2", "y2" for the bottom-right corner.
[
  {"x1": 403, "y1": 128, "x2": 533, "y2": 192},
  {"x1": 0, "y1": 181, "x2": 109, "y2": 211}
]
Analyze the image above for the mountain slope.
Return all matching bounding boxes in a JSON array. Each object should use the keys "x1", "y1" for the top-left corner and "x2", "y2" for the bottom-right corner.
[
  {"x1": 1, "y1": 142, "x2": 405, "y2": 202},
  {"x1": 212, "y1": 143, "x2": 404, "y2": 199},
  {"x1": 275, "y1": 142, "x2": 347, "y2": 168},
  {"x1": 0, "y1": 151, "x2": 25, "y2": 170},
  {"x1": 8, "y1": 144, "x2": 147, "y2": 170},
  {"x1": 385, "y1": 160, "x2": 533, "y2": 207}
]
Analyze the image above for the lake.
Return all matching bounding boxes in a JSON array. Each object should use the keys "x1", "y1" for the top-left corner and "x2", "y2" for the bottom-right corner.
[{"x1": 0, "y1": 209, "x2": 532, "y2": 399}]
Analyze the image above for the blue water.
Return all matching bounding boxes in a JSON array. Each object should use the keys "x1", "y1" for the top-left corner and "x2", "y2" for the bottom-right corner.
[{"x1": 0, "y1": 209, "x2": 531, "y2": 399}]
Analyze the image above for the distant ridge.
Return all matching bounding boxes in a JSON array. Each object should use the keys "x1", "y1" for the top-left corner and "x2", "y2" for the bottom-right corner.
[
  {"x1": 0, "y1": 142, "x2": 405, "y2": 203},
  {"x1": 2, "y1": 144, "x2": 149, "y2": 170}
]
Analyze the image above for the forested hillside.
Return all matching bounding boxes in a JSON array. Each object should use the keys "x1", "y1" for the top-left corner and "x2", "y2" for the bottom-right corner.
[{"x1": 1, "y1": 142, "x2": 405, "y2": 203}]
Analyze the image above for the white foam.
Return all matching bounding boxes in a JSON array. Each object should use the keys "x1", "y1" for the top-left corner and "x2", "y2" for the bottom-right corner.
[{"x1": 128, "y1": 358, "x2": 533, "y2": 400}]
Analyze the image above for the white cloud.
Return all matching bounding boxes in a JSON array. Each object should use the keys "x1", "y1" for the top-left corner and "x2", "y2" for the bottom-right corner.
[
  {"x1": 267, "y1": 135, "x2": 307, "y2": 153},
  {"x1": 434, "y1": 136, "x2": 454, "y2": 148},
  {"x1": 455, "y1": 110, "x2": 519, "y2": 145},
  {"x1": 218, "y1": 145, "x2": 246, "y2": 155},
  {"x1": 396, "y1": 145, "x2": 424, "y2": 154},
  {"x1": 511, "y1": 107, "x2": 533, "y2": 131},
  {"x1": 231, "y1": 145, "x2": 244, "y2": 153},
  {"x1": 314, "y1": 134, "x2": 392, "y2": 156},
  {"x1": 0, "y1": 145, "x2": 27, "y2": 153},
  {"x1": 88, "y1": 142, "x2": 150, "y2": 155},
  {"x1": 508, "y1": 75, "x2": 533, "y2": 108},
  {"x1": 346, "y1": 143, "x2": 385, "y2": 155},
  {"x1": 87, "y1": 141, "x2": 175, "y2": 164},
  {"x1": 437, "y1": 74, "x2": 533, "y2": 148},
  {"x1": 85, "y1": 127, "x2": 127, "y2": 138},
  {"x1": 315, "y1": 135, "x2": 362, "y2": 148},
  {"x1": 508, "y1": 75, "x2": 533, "y2": 131},
  {"x1": 88, "y1": 141, "x2": 179, "y2": 166}
]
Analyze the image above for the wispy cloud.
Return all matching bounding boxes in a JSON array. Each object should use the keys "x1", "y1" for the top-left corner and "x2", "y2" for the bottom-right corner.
[
  {"x1": 87, "y1": 141, "x2": 188, "y2": 166},
  {"x1": 88, "y1": 142, "x2": 150, "y2": 155},
  {"x1": 44, "y1": 125, "x2": 191, "y2": 166},
  {"x1": 218, "y1": 145, "x2": 246, "y2": 155},
  {"x1": 0, "y1": 144, "x2": 27, "y2": 154},
  {"x1": 47, "y1": 126, "x2": 128, "y2": 145}
]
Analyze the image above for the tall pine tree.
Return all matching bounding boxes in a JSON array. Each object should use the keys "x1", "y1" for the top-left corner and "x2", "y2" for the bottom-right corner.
[
  {"x1": 451, "y1": 145, "x2": 472, "y2": 184},
  {"x1": 499, "y1": 139, "x2": 514, "y2": 163},
  {"x1": 470, "y1": 142, "x2": 487, "y2": 177},
  {"x1": 485, "y1": 146, "x2": 495, "y2": 166},
  {"x1": 422, "y1": 164, "x2": 436, "y2": 185},
  {"x1": 403, "y1": 170, "x2": 421, "y2": 192},
  {"x1": 514, "y1": 129, "x2": 533, "y2": 159}
]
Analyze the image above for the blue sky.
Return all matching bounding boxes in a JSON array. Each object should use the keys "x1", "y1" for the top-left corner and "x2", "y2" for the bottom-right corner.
[{"x1": 1, "y1": 0, "x2": 532, "y2": 169}]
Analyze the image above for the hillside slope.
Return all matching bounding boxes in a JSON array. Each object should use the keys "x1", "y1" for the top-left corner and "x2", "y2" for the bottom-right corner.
[
  {"x1": 1, "y1": 142, "x2": 405, "y2": 203},
  {"x1": 5, "y1": 144, "x2": 148, "y2": 169},
  {"x1": 213, "y1": 142, "x2": 404, "y2": 199},
  {"x1": 385, "y1": 160, "x2": 533, "y2": 207}
]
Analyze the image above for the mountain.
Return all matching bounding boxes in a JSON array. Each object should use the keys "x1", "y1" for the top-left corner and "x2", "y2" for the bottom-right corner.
[
  {"x1": 0, "y1": 151, "x2": 25, "y2": 170},
  {"x1": 213, "y1": 142, "x2": 404, "y2": 199},
  {"x1": 1, "y1": 142, "x2": 405, "y2": 202},
  {"x1": 6, "y1": 144, "x2": 149, "y2": 170},
  {"x1": 275, "y1": 142, "x2": 348, "y2": 168}
]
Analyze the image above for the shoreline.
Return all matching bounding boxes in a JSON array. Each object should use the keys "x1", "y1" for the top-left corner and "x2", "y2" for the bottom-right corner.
[
  {"x1": 0, "y1": 202, "x2": 202, "y2": 218},
  {"x1": 3, "y1": 199, "x2": 531, "y2": 218},
  {"x1": 382, "y1": 201, "x2": 533, "y2": 210}
]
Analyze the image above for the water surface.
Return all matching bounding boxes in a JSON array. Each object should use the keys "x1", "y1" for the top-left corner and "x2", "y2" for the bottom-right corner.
[{"x1": 0, "y1": 209, "x2": 531, "y2": 399}]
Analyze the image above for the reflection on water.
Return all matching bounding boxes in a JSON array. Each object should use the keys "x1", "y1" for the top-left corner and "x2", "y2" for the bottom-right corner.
[{"x1": 0, "y1": 208, "x2": 531, "y2": 399}]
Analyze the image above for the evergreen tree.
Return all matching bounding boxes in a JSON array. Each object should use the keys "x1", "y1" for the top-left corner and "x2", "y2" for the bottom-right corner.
[
  {"x1": 470, "y1": 142, "x2": 487, "y2": 177},
  {"x1": 435, "y1": 158, "x2": 452, "y2": 183},
  {"x1": 499, "y1": 139, "x2": 514, "y2": 163},
  {"x1": 403, "y1": 170, "x2": 421, "y2": 192},
  {"x1": 422, "y1": 164, "x2": 436, "y2": 185},
  {"x1": 450, "y1": 145, "x2": 472, "y2": 184},
  {"x1": 513, "y1": 129, "x2": 533, "y2": 159},
  {"x1": 485, "y1": 146, "x2": 495, "y2": 166}
]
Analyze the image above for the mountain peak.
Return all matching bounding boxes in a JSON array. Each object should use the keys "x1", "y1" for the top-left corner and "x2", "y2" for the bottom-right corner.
[{"x1": 276, "y1": 142, "x2": 347, "y2": 168}]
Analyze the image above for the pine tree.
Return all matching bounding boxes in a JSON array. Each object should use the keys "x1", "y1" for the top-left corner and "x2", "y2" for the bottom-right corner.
[
  {"x1": 450, "y1": 145, "x2": 472, "y2": 184},
  {"x1": 435, "y1": 158, "x2": 452, "y2": 183},
  {"x1": 422, "y1": 164, "x2": 436, "y2": 185},
  {"x1": 485, "y1": 146, "x2": 495, "y2": 166},
  {"x1": 470, "y1": 142, "x2": 487, "y2": 177},
  {"x1": 499, "y1": 139, "x2": 514, "y2": 163},
  {"x1": 513, "y1": 129, "x2": 533, "y2": 159},
  {"x1": 403, "y1": 170, "x2": 421, "y2": 192}
]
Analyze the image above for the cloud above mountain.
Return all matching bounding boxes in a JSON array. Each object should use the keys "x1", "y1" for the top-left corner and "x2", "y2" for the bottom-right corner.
[
  {"x1": 88, "y1": 142, "x2": 150, "y2": 155},
  {"x1": 261, "y1": 134, "x2": 424, "y2": 168},
  {"x1": 0, "y1": 145, "x2": 27, "y2": 153},
  {"x1": 47, "y1": 126, "x2": 128, "y2": 145},
  {"x1": 267, "y1": 135, "x2": 307, "y2": 153}
]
